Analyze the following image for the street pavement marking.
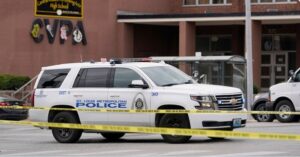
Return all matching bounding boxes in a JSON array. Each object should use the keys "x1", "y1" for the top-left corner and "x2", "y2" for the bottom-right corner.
[
  {"x1": 67, "y1": 149, "x2": 141, "y2": 156},
  {"x1": 161, "y1": 150, "x2": 210, "y2": 156},
  {"x1": 4, "y1": 150, "x2": 68, "y2": 156}
]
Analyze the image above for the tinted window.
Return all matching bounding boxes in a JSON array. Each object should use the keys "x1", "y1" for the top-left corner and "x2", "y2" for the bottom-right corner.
[
  {"x1": 74, "y1": 68, "x2": 110, "y2": 88},
  {"x1": 37, "y1": 69, "x2": 70, "y2": 88},
  {"x1": 113, "y1": 68, "x2": 143, "y2": 88},
  {"x1": 141, "y1": 66, "x2": 194, "y2": 86},
  {"x1": 294, "y1": 71, "x2": 300, "y2": 82}
]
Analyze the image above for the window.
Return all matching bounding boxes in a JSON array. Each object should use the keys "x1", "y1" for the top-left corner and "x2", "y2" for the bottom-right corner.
[
  {"x1": 251, "y1": 0, "x2": 297, "y2": 3},
  {"x1": 183, "y1": 0, "x2": 231, "y2": 5},
  {"x1": 196, "y1": 35, "x2": 232, "y2": 54},
  {"x1": 262, "y1": 35, "x2": 296, "y2": 51},
  {"x1": 74, "y1": 68, "x2": 110, "y2": 88},
  {"x1": 113, "y1": 68, "x2": 143, "y2": 88},
  {"x1": 294, "y1": 71, "x2": 300, "y2": 82},
  {"x1": 212, "y1": 0, "x2": 224, "y2": 4},
  {"x1": 141, "y1": 66, "x2": 193, "y2": 87},
  {"x1": 198, "y1": 0, "x2": 210, "y2": 4},
  {"x1": 184, "y1": 0, "x2": 196, "y2": 5},
  {"x1": 37, "y1": 69, "x2": 70, "y2": 88}
]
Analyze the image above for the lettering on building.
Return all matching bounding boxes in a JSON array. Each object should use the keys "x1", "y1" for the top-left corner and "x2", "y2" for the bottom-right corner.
[{"x1": 30, "y1": 18, "x2": 87, "y2": 45}]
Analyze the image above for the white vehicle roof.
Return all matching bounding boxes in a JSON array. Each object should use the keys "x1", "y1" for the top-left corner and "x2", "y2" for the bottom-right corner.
[
  {"x1": 150, "y1": 55, "x2": 246, "y2": 63},
  {"x1": 41, "y1": 62, "x2": 167, "y2": 70}
]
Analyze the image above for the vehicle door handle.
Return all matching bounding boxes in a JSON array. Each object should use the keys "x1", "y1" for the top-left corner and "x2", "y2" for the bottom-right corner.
[
  {"x1": 73, "y1": 95, "x2": 83, "y2": 98},
  {"x1": 110, "y1": 95, "x2": 120, "y2": 98}
]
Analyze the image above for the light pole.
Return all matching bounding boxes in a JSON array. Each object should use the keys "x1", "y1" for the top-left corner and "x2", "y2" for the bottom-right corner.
[{"x1": 245, "y1": 0, "x2": 253, "y2": 110}]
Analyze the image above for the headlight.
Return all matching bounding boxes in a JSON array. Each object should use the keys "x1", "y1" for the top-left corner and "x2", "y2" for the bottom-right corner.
[{"x1": 190, "y1": 95, "x2": 217, "y2": 110}]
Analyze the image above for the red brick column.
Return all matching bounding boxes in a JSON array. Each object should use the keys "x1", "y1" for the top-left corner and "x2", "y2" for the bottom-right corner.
[
  {"x1": 179, "y1": 21, "x2": 195, "y2": 74},
  {"x1": 117, "y1": 23, "x2": 134, "y2": 58},
  {"x1": 252, "y1": 20, "x2": 262, "y2": 89}
]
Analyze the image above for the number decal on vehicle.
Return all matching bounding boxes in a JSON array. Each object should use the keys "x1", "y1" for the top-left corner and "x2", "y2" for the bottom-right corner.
[{"x1": 152, "y1": 92, "x2": 158, "y2": 96}]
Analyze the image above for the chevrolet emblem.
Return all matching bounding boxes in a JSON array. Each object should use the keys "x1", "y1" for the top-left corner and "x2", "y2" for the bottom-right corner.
[{"x1": 230, "y1": 98, "x2": 238, "y2": 105}]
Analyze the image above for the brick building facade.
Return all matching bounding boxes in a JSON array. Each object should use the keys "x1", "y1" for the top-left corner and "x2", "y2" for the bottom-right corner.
[{"x1": 1, "y1": 0, "x2": 300, "y2": 91}]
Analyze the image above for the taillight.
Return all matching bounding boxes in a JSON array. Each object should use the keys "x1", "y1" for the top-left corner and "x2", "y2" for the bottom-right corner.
[
  {"x1": 31, "y1": 89, "x2": 35, "y2": 107},
  {"x1": 0, "y1": 102, "x2": 8, "y2": 106}
]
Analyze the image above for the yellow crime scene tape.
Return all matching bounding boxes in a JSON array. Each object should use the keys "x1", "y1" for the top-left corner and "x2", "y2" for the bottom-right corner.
[
  {"x1": 0, "y1": 120, "x2": 300, "y2": 142},
  {"x1": 0, "y1": 106, "x2": 300, "y2": 115}
]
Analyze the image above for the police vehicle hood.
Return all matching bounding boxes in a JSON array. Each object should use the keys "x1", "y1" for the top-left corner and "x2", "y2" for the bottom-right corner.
[{"x1": 167, "y1": 84, "x2": 242, "y2": 95}]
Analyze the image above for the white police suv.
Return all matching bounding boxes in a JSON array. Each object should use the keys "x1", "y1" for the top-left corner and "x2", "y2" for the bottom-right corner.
[{"x1": 29, "y1": 61, "x2": 247, "y2": 143}]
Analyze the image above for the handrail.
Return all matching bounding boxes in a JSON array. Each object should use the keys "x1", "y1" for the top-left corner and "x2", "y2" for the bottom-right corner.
[
  {"x1": 10, "y1": 74, "x2": 38, "y2": 102},
  {"x1": 12, "y1": 75, "x2": 38, "y2": 96}
]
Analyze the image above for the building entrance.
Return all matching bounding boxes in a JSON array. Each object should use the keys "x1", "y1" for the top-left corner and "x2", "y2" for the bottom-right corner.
[
  {"x1": 261, "y1": 51, "x2": 295, "y2": 91},
  {"x1": 260, "y1": 34, "x2": 296, "y2": 91}
]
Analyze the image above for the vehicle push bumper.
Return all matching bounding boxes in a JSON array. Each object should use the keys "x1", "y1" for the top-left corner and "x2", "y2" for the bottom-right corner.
[{"x1": 189, "y1": 109, "x2": 247, "y2": 129}]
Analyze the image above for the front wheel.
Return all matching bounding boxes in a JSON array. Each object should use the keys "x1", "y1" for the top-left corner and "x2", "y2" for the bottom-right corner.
[
  {"x1": 159, "y1": 114, "x2": 191, "y2": 143},
  {"x1": 253, "y1": 103, "x2": 275, "y2": 122},
  {"x1": 101, "y1": 132, "x2": 125, "y2": 141},
  {"x1": 275, "y1": 100, "x2": 297, "y2": 123},
  {"x1": 52, "y1": 112, "x2": 82, "y2": 143}
]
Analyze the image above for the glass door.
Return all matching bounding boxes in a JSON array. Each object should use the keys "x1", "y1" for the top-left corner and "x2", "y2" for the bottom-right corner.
[
  {"x1": 261, "y1": 53, "x2": 272, "y2": 91},
  {"x1": 273, "y1": 53, "x2": 288, "y2": 84},
  {"x1": 261, "y1": 52, "x2": 288, "y2": 91}
]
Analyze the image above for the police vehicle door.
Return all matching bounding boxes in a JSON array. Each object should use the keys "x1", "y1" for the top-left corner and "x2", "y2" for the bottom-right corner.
[
  {"x1": 291, "y1": 69, "x2": 300, "y2": 110},
  {"x1": 71, "y1": 68, "x2": 110, "y2": 124},
  {"x1": 108, "y1": 67, "x2": 151, "y2": 126}
]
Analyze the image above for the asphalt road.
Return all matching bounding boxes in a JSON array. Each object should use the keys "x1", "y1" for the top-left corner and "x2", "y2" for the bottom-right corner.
[{"x1": 0, "y1": 120, "x2": 299, "y2": 157}]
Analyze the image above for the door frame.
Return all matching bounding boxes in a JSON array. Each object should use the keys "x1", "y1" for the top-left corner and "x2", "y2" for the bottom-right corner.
[{"x1": 261, "y1": 51, "x2": 289, "y2": 91}]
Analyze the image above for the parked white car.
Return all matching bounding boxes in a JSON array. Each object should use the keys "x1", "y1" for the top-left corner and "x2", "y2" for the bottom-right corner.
[
  {"x1": 267, "y1": 68, "x2": 300, "y2": 122},
  {"x1": 29, "y1": 61, "x2": 247, "y2": 143}
]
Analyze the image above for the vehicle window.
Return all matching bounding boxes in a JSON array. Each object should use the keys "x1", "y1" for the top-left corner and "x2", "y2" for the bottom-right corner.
[
  {"x1": 37, "y1": 69, "x2": 70, "y2": 88},
  {"x1": 141, "y1": 66, "x2": 194, "y2": 87},
  {"x1": 74, "y1": 68, "x2": 110, "y2": 88},
  {"x1": 294, "y1": 71, "x2": 300, "y2": 82},
  {"x1": 113, "y1": 68, "x2": 143, "y2": 88}
]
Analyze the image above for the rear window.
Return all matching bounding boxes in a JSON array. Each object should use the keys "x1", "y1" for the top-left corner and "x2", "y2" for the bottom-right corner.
[
  {"x1": 73, "y1": 68, "x2": 110, "y2": 88},
  {"x1": 37, "y1": 69, "x2": 70, "y2": 89}
]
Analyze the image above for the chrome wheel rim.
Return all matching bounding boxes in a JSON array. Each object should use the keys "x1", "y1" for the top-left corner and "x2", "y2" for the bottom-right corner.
[
  {"x1": 256, "y1": 105, "x2": 271, "y2": 121},
  {"x1": 56, "y1": 117, "x2": 73, "y2": 138},
  {"x1": 278, "y1": 105, "x2": 291, "y2": 119}
]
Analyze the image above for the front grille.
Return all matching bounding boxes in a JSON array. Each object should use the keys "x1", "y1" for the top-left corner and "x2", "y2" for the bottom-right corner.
[{"x1": 215, "y1": 94, "x2": 244, "y2": 111}]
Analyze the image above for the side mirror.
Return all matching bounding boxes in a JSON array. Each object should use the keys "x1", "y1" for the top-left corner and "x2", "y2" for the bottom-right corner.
[
  {"x1": 289, "y1": 70, "x2": 295, "y2": 81},
  {"x1": 289, "y1": 70, "x2": 294, "y2": 77},
  {"x1": 129, "y1": 80, "x2": 149, "y2": 89}
]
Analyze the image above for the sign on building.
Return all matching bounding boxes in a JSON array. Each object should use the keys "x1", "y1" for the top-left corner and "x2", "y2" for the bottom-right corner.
[{"x1": 35, "y1": 0, "x2": 83, "y2": 19}]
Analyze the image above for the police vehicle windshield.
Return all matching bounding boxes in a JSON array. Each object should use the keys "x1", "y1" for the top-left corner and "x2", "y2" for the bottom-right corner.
[{"x1": 141, "y1": 66, "x2": 194, "y2": 87}]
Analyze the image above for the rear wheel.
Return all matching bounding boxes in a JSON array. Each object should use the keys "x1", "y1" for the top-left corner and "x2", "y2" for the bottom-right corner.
[
  {"x1": 52, "y1": 112, "x2": 82, "y2": 143},
  {"x1": 101, "y1": 132, "x2": 125, "y2": 141},
  {"x1": 253, "y1": 103, "x2": 275, "y2": 122},
  {"x1": 275, "y1": 100, "x2": 297, "y2": 123},
  {"x1": 159, "y1": 114, "x2": 191, "y2": 143}
]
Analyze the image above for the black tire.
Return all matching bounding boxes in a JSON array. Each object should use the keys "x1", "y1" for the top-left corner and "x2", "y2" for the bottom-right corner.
[
  {"x1": 159, "y1": 114, "x2": 191, "y2": 143},
  {"x1": 208, "y1": 128, "x2": 233, "y2": 140},
  {"x1": 101, "y1": 132, "x2": 125, "y2": 141},
  {"x1": 275, "y1": 100, "x2": 296, "y2": 123},
  {"x1": 253, "y1": 103, "x2": 275, "y2": 122},
  {"x1": 52, "y1": 112, "x2": 82, "y2": 143}
]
